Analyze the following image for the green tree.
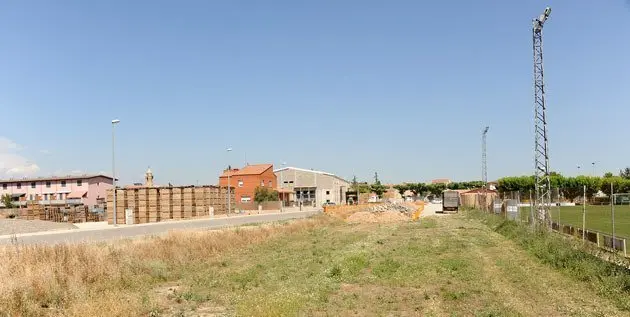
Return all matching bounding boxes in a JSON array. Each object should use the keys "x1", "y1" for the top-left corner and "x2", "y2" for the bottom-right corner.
[
  {"x1": 604, "y1": 172, "x2": 614, "y2": 178},
  {"x1": 1, "y1": 194, "x2": 13, "y2": 208},
  {"x1": 254, "y1": 187, "x2": 279, "y2": 204},
  {"x1": 620, "y1": 167, "x2": 630, "y2": 179},
  {"x1": 426, "y1": 183, "x2": 446, "y2": 196},
  {"x1": 600, "y1": 176, "x2": 623, "y2": 197},
  {"x1": 370, "y1": 172, "x2": 387, "y2": 198},
  {"x1": 351, "y1": 175, "x2": 360, "y2": 193},
  {"x1": 393, "y1": 184, "x2": 409, "y2": 196}
]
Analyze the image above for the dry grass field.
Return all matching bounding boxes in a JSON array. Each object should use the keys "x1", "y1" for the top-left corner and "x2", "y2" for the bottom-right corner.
[{"x1": 1, "y1": 212, "x2": 629, "y2": 316}]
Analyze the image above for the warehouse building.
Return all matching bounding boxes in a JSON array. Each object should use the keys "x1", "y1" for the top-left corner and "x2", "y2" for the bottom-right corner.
[{"x1": 274, "y1": 167, "x2": 350, "y2": 207}]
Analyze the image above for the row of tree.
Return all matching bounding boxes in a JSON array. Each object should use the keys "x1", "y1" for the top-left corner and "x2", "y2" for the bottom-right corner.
[
  {"x1": 393, "y1": 181, "x2": 485, "y2": 198},
  {"x1": 497, "y1": 172, "x2": 630, "y2": 202}
]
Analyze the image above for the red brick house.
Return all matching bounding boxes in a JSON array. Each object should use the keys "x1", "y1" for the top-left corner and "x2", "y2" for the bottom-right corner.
[{"x1": 218, "y1": 164, "x2": 277, "y2": 203}]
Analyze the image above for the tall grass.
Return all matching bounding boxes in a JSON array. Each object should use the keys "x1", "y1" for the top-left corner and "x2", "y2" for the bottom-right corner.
[
  {"x1": 0, "y1": 216, "x2": 334, "y2": 316},
  {"x1": 468, "y1": 209, "x2": 630, "y2": 311}
]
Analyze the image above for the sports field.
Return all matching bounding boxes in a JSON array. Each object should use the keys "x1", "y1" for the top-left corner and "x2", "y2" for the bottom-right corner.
[{"x1": 519, "y1": 205, "x2": 630, "y2": 239}]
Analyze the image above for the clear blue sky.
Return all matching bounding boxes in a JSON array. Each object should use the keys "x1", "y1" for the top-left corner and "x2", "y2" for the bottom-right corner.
[{"x1": 1, "y1": 1, "x2": 629, "y2": 185}]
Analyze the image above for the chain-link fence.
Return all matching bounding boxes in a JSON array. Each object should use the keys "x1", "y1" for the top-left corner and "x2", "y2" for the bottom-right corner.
[{"x1": 494, "y1": 185, "x2": 630, "y2": 256}]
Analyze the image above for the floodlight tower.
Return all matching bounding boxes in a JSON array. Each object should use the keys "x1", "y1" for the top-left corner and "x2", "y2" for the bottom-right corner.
[
  {"x1": 482, "y1": 126, "x2": 489, "y2": 189},
  {"x1": 532, "y1": 7, "x2": 552, "y2": 227}
]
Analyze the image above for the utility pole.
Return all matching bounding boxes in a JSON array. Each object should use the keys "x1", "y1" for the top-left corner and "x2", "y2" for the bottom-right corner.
[
  {"x1": 532, "y1": 7, "x2": 552, "y2": 228},
  {"x1": 111, "y1": 119, "x2": 120, "y2": 226},
  {"x1": 482, "y1": 126, "x2": 489, "y2": 212}
]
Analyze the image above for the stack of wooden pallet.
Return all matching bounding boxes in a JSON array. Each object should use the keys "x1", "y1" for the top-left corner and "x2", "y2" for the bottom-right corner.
[
  {"x1": 159, "y1": 188, "x2": 172, "y2": 220},
  {"x1": 172, "y1": 188, "x2": 183, "y2": 220},
  {"x1": 106, "y1": 185, "x2": 235, "y2": 224},
  {"x1": 126, "y1": 189, "x2": 138, "y2": 224},
  {"x1": 148, "y1": 188, "x2": 159, "y2": 222},
  {"x1": 183, "y1": 187, "x2": 194, "y2": 218}
]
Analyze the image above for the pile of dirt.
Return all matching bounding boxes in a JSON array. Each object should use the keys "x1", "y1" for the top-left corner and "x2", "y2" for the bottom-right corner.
[
  {"x1": 363, "y1": 202, "x2": 415, "y2": 214},
  {"x1": 346, "y1": 211, "x2": 410, "y2": 224}
]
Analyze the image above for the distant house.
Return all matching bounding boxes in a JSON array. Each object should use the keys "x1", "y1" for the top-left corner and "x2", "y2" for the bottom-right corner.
[
  {"x1": 219, "y1": 164, "x2": 277, "y2": 203},
  {"x1": 0, "y1": 174, "x2": 114, "y2": 208},
  {"x1": 431, "y1": 179, "x2": 451, "y2": 185}
]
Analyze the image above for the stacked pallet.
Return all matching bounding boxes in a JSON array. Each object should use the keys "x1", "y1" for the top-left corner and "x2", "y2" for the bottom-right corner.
[
  {"x1": 137, "y1": 189, "x2": 148, "y2": 223},
  {"x1": 148, "y1": 188, "x2": 160, "y2": 222},
  {"x1": 126, "y1": 189, "x2": 139, "y2": 224},
  {"x1": 107, "y1": 189, "x2": 114, "y2": 224},
  {"x1": 183, "y1": 187, "x2": 195, "y2": 218},
  {"x1": 115, "y1": 189, "x2": 127, "y2": 224},
  {"x1": 194, "y1": 187, "x2": 206, "y2": 216},
  {"x1": 172, "y1": 188, "x2": 183, "y2": 220},
  {"x1": 159, "y1": 188, "x2": 172, "y2": 220}
]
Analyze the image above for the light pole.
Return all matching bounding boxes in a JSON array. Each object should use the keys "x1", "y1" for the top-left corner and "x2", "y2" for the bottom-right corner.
[
  {"x1": 280, "y1": 162, "x2": 287, "y2": 209},
  {"x1": 111, "y1": 119, "x2": 120, "y2": 226},
  {"x1": 226, "y1": 147, "x2": 232, "y2": 216},
  {"x1": 592, "y1": 162, "x2": 596, "y2": 177}
]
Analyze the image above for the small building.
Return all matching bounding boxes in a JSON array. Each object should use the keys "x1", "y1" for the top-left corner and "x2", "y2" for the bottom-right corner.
[
  {"x1": 218, "y1": 164, "x2": 277, "y2": 203},
  {"x1": 431, "y1": 178, "x2": 451, "y2": 185},
  {"x1": 0, "y1": 174, "x2": 114, "y2": 208},
  {"x1": 274, "y1": 167, "x2": 350, "y2": 206}
]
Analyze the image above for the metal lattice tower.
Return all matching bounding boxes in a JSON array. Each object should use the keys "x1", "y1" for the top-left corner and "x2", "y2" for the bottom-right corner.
[
  {"x1": 482, "y1": 126, "x2": 489, "y2": 188},
  {"x1": 532, "y1": 7, "x2": 552, "y2": 227}
]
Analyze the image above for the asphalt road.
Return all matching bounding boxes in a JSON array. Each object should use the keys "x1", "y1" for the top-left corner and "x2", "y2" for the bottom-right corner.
[{"x1": 0, "y1": 210, "x2": 320, "y2": 245}]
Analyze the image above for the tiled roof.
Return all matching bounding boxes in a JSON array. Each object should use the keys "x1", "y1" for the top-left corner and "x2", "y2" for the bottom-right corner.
[
  {"x1": 0, "y1": 174, "x2": 113, "y2": 184},
  {"x1": 220, "y1": 164, "x2": 273, "y2": 177}
]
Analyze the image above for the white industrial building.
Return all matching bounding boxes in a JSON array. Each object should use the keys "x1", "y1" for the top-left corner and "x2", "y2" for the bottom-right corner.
[{"x1": 274, "y1": 167, "x2": 350, "y2": 206}]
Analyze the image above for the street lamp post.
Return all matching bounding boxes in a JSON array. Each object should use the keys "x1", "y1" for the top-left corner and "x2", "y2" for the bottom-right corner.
[
  {"x1": 226, "y1": 148, "x2": 232, "y2": 216},
  {"x1": 111, "y1": 119, "x2": 120, "y2": 226}
]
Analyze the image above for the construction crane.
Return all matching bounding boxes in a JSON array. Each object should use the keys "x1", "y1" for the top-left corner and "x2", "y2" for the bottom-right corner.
[{"x1": 532, "y1": 7, "x2": 552, "y2": 227}]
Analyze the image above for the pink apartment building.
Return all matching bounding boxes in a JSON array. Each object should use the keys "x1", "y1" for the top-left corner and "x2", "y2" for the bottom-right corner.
[{"x1": 0, "y1": 174, "x2": 114, "y2": 208}]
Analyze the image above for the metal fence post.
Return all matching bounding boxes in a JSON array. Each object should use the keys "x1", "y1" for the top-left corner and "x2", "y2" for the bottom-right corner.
[
  {"x1": 611, "y1": 183, "x2": 616, "y2": 251},
  {"x1": 597, "y1": 233, "x2": 600, "y2": 247},
  {"x1": 582, "y1": 185, "x2": 586, "y2": 241}
]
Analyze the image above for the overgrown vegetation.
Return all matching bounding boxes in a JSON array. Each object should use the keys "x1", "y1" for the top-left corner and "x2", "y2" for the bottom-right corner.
[
  {"x1": 253, "y1": 186, "x2": 278, "y2": 203},
  {"x1": 1, "y1": 194, "x2": 13, "y2": 208},
  {"x1": 1, "y1": 213, "x2": 628, "y2": 316},
  {"x1": 468, "y1": 209, "x2": 630, "y2": 311}
]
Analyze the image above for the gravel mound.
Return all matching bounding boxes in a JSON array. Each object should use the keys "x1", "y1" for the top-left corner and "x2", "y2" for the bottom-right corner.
[{"x1": 345, "y1": 203, "x2": 414, "y2": 223}]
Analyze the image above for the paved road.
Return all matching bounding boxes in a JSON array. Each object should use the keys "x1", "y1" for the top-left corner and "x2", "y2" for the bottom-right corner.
[{"x1": 0, "y1": 210, "x2": 320, "y2": 245}]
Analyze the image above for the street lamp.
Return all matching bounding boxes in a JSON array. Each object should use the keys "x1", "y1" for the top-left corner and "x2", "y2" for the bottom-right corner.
[
  {"x1": 226, "y1": 147, "x2": 232, "y2": 216},
  {"x1": 111, "y1": 119, "x2": 120, "y2": 226}
]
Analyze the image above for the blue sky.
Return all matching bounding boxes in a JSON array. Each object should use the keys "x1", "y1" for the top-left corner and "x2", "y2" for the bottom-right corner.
[{"x1": 0, "y1": 1, "x2": 629, "y2": 185}]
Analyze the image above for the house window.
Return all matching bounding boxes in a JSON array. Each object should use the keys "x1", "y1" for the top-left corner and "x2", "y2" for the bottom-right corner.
[
  {"x1": 2, "y1": 184, "x2": 6, "y2": 190},
  {"x1": 241, "y1": 196, "x2": 251, "y2": 202},
  {"x1": 16, "y1": 183, "x2": 21, "y2": 189},
  {"x1": 44, "y1": 194, "x2": 48, "y2": 200},
  {"x1": 29, "y1": 194, "x2": 33, "y2": 201},
  {"x1": 326, "y1": 191, "x2": 330, "y2": 195},
  {"x1": 269, "y1": 181, "x2": 272, "y2": 187},
  {"x1": 77, "y1": 180, "x2": 82, "y2": 187},
  {"x1": 46, "y1": 181, "x2": 51, "y2": 188},
  {"x1": 238, "y1": 180, "x2": 243, "y2": 188},
  {"x1": 261, "y1": 181, "x2": 265, "y2": 187},
  {"x1": 31, "y1": 182, "x2": 36, "y2": 189},
  {"x1": 61, "y1": 181, "x2": 66, "y2": 187}
]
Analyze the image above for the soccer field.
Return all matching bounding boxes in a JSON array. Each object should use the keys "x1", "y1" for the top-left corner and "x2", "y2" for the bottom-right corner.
[{"x1": 519, "y1": 205, "x2": 630, "y2": 239}]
